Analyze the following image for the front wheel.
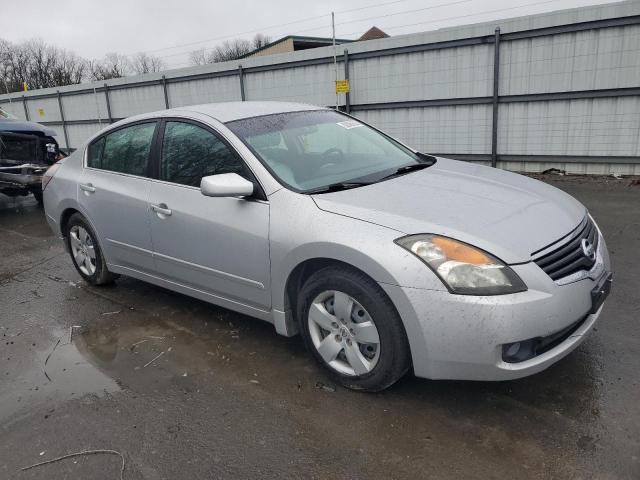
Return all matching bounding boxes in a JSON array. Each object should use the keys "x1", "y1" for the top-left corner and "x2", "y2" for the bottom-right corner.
[{"x1": 297, "y1": 266, "x2": 411, "y2": 392}]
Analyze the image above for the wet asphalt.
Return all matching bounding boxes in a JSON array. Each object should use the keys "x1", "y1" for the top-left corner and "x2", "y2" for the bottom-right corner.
[{"x1": 0, "y1": 175, "x2": 638, "y2": 479}]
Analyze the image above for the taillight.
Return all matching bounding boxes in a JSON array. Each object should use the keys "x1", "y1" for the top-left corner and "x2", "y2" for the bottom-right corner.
[{"x1": 42, "y1": 159, "x2": 65, "y2": 191}]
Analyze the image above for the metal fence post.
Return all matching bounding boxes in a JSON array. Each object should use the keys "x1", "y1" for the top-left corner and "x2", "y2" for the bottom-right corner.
[
  {"x1": 22, "y1": 95, "x2": 30, "y2": 121},
  {"x1": 238, "y1": 65, "x2": 246, "y2": 101},
  {"x1": 56, "y1": 90, "x2": 70, "y2": 150},
  {"x1": 344, "y1": 49, "x2": 351, "y2": 114},
  {"x1": 161, "y1": 75, "x2": 170, "y2": 109},
  {"x1": 491, "y1": 27, "x2": 501, "y2": 168},
  {"x1": 104, "y1": 83, "x2": 113, "y2": 123}
]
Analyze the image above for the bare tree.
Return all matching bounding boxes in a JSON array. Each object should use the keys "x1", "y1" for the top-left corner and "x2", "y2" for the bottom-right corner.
[
  {"x1": 0, "y1": 37, "x2": 88, "y2": 93},
  {"x1": 0, "y1": 39, "x2": 13, "y2": 93},
  {"x1": 252, "y1": 33, "x2": 271, "y2": 50},
  {"x1": 50, "y1": 50, "x2": 86, "y2": 86},
  {"x1": 211, "y1": 39, "x2": 252, "y2": 62},
  {"x1": 131, "y1": 52, "x2": 165, "y2": 74},
  {"x1": 1, "y1": 40, "x2": 32, "y2": 92},
  {"x1": 0, "y1": 37, "x2": 171, "y2": 93},
  {"x1": 189, "y1": 33, "x2": 271, "y2": 66},
  {"x1": 88, "y1": 52, "x2": 131, "y2": 81},
  {"x1": 24, "y1": 40, "x2": 55, "y2": 89},
  {"x1": 189, "y1": 48, "x2": 212, "y2": 66}
]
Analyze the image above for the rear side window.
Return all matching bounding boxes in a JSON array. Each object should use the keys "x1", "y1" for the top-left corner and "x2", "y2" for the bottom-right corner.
[
  {"x1": 160, "y1": 121, "x2": 248, "y2": 187},
  {"x1": 87, "y1": 122, "x2": 156, "y2": 176}
]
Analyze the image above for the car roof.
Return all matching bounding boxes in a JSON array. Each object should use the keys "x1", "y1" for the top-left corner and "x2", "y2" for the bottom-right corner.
[
  {"x1": 97, "y1": 101, "x2": 330, "y2": 141},
  {"x1": 174, "y1": 101, "x2": 326, "y2": 123}
]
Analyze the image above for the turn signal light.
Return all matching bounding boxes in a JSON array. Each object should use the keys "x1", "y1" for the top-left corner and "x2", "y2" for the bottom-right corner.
[{"x1": 432, "y1": 237, "x2": 491, "y2": 265}]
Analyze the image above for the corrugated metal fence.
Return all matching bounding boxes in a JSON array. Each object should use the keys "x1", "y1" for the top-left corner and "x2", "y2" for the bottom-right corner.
[{"x1": 1, "y1": 1, "x2": 639, "y2": 174}]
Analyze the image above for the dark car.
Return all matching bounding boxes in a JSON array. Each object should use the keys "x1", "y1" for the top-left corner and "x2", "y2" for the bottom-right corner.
[{"x1": 0, "y1": 107, "x2": 62, "y2": 204}]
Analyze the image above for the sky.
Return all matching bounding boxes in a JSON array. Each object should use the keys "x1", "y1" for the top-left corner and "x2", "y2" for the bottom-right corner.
[{"x1": 0, "y1": 0, "x2": 624, "y2": 69}]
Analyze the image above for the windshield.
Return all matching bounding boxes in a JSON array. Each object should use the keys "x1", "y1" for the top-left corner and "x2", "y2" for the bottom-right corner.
[{"x1": 226, "y1": 110, "x2": 430, "y2": 193}]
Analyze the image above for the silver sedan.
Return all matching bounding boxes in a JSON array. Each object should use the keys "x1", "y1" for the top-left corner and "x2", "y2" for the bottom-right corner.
[{"x1": 42, "y1": 101, "x2": 612, "y2": 391}]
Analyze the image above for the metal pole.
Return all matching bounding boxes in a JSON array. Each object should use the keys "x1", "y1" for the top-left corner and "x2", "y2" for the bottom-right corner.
[
  {"x1": 57, "y1": 91, "x2": 70, "y2": 150},
  {"x1": 22, "y1": 95, "x2": 30, "y2": 121},
  {"x1": 238, "y1": 65, "x2": 246, "y2": 101},
  {"x1": 332, "y1": 12, "x2": 338, "y2": 110},
  {"x1": 104, "y1": 83, "x2": 113, "y2": 123},
  {"x1": 161, "y1": 75, "x2": 170, "y2": 109},
  {"x1": 93, "y1": 87, "x2": 102, "y2": 126},
  {"x1": 344, "y1": 49, "x2": 351, "y2": 114},
  {"x1": 491, "y1": 27, "x2": 501, "y2": 168}
]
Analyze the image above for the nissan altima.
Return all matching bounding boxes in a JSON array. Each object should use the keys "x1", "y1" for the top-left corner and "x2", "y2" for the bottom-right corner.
[{"x1": 42, "y1": 101, "x2": 612, "y2": 391}]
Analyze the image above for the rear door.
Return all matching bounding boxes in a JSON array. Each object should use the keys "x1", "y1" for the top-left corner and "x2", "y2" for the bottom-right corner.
[
  {"x1": 148, "y1": 119, "x2": 271, "y2": 309},
  {"x1": 79, "y1": 121, "x2": 158, "y2": 272}
]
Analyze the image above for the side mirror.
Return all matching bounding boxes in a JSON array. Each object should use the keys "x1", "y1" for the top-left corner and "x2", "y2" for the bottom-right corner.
[{"x1": 200, "y1": 173, "x2": 255, "y2": 198}]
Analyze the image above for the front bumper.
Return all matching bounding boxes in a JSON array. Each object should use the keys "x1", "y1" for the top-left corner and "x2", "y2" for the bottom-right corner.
[
  {"x1": 0, "y1": 163, "x2": 48, "y2": 189},
  {"x1": 381, "y1": 234, "x2": 611, "y2": 381}
]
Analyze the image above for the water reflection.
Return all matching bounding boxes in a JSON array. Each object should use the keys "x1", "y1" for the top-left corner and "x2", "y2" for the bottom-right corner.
[{"x1": 0, "y1": 330, "x2": 120, "y2": 421}]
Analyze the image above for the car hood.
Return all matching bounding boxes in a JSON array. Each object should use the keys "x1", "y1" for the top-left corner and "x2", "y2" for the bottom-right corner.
[
  {"x1": 0, "y1": 118, "x2": 58, "y2": 137},
  {"x1": 312, "y1": 157, "x2": 586, "y2": 264}
]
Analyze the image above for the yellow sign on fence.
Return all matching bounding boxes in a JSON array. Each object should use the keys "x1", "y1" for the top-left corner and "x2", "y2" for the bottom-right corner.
[{"x1": 335, "y1": 80, "x2": 350, "y2": 94}]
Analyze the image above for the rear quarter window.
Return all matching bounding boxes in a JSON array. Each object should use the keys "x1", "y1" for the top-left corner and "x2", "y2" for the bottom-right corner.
[{"x1": 87, "y1": 137, "x2": 105, "y2": 168}]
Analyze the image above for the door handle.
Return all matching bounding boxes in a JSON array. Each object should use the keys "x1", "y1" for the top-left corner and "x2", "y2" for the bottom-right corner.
[
  {"x1": 79, "y1": 183, "x2": 96, "y2": 193},
  {"x1": 151, "y1": 203, "x2": 172, "y2": 217}
]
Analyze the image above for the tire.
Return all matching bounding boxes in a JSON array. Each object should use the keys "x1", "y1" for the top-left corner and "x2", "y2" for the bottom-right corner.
[
  {"x1": 32, "y1": 189, "x2": 44, "y2": 206},
  {"x1": 297, "y1": 265, "x2": 411, "y2": 392},
  {"x1": 64, "y1": 213, "x2": 118, "y2": 286}
]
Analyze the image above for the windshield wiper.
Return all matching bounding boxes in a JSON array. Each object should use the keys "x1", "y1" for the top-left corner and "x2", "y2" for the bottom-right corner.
[
  {"x1": 307, "y1": 181, "x2": 372, "y2": 194},
  {"x1": 376, "y1": 162, "x2": 432, "y2": 182}
]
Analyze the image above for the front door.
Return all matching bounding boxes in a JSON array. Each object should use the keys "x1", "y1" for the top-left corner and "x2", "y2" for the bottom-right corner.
[
  {"x1": 79, "y1": 121, "x2": 157, "y2": 272},
  {"x1": 148, "y1": 119, "x2": 271, "y2": 309}
]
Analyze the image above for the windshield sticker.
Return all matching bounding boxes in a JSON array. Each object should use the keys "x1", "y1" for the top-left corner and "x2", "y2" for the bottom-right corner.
[{"x1": 336, "y1": 120, "x2": 364, "y2": 129}]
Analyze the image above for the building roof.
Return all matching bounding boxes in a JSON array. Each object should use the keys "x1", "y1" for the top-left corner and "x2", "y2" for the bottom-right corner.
[
  {"x1": 358, "y1": 26, "x2": 389, "y2": 41},
  {"x1": 240, "y1": 35, "x2": 353, "y2": 58}
]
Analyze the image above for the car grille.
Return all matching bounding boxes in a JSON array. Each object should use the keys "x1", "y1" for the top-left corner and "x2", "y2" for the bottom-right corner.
[{"x1": 533, "y1": 216, "x2": 599, "y2": 281}]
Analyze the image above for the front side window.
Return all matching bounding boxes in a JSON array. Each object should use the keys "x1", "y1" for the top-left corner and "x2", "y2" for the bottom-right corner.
[
  {"x1": 226, "y1": 110, "x2": 427, "y2": 193},
  {"x1": 160, "y1": 121, "x2": 247, "y2": 187},
  {"x1": 87, "y1": 122, "x2": 156, "y2": 176}
]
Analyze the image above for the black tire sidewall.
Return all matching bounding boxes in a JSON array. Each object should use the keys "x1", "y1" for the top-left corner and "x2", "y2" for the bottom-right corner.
[
  {"x1": 32, "y1": 189, "x2": 43, "y2": 206},
  {"x1": 297, "y1": 266, "x2": 411, "y2": 391}
]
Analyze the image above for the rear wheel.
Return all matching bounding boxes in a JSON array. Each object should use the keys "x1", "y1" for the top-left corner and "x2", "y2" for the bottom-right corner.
[
  {"x1": 65, "y1": 213, "x2": 118, "y2": 285},
  {"x1": 297, "y1": 265, "x2": 411, "y2": 391}
]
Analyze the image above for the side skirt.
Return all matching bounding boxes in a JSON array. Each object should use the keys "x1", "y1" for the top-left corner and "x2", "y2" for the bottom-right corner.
[{"x1": 107, "y1": 263, "x2": 274, "y2": 324}]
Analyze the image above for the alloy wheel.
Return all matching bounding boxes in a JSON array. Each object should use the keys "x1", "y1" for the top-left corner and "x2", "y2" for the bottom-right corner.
[{"x1": 69, "y1": 225, "x2": 97, "y2": 276}]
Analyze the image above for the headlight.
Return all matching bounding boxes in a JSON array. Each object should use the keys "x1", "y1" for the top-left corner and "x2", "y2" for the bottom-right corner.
[{"x1": 395, "y1": 234, "x2": 527, "y2": 295}]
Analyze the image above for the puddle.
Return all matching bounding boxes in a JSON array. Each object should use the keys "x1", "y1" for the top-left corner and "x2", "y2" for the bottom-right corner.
[
  {"x1": 0, "y1": 302, "x2": 307, "y2": 424},
  {"x1": 0, "y1": 329, "x2": 120, "y2": 422},
  {"x1": 67, "y1": 308, "x2": 308, "y2": 394},
  {"x1": 74, "y1": 316, "x2": 225, "y2": 380}
]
